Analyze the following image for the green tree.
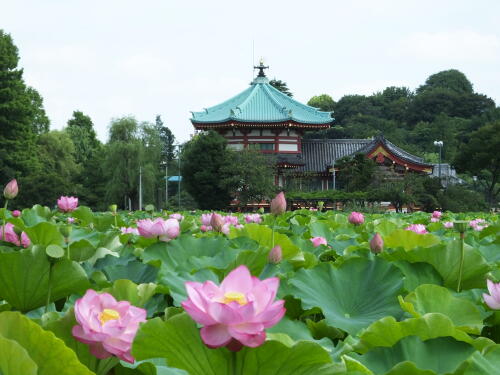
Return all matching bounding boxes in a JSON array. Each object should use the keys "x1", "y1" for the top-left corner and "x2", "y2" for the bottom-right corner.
[
  {"x1": 269, "y1": 79, "x2": 293, "y2": 97},
  {"x1": 455, "y1": 121, "x2": 500, "y2": 205},
  {"x1": 307, "y1": 94, "x2": 335, "y2": 112},
  {"x1": 181, "y1": 131, "x2": 232, "y2": 209},
  {"x1": 155, "y1": 115, "x2": 176, "y2": 163},
  {"x1": 416, "y1": 69, "x2": 473, "y2": 94},
  {"x1": 26, "y1": 87, "x2": 50, "y2": 134},
  {"x1": 66, "y1": 111, "x2": 100, "y2": 164},
  {"x1": 336, "y1": 154, "x2": 376, "y2": 192},
  {"x1": 18, "y1": 131, "x2": 79, "y2": 207},
  {"x1": 0, "y1": 30, "x2": 43, "y2": 185},
  {"x1": 220, "y1": 149, "x2": 276, "y2": 206},
  {"x1": 103, "y1": 117, "x2": 144, "y2": 209}
]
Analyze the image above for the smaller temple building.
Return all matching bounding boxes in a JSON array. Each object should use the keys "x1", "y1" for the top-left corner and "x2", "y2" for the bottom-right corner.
[{"x1": 190, "y1": 62, "x2": 433, "y2": 190}]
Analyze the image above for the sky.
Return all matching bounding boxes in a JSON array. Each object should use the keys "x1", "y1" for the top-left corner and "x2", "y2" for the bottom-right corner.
[{"x1": 1, "y1": 0, "x2": 499, "y2": 143}]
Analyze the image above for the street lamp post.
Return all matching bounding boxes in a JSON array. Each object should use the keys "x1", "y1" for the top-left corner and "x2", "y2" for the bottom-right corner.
[
  {"x1": 139, "y1": 165, "x2": 143, "y2": 211},
  {"x1": 161, "y1": 161, "x2": 168, "y2": 209},
  {"x1": 331, "y1": 159, "x2": 336, "y2": 190},
  {"x1": 177, "y1": 144, "x2": 182, "y2": 210},
  {"x1": 433, "y1": 141, "x2": 444, "y2": 182}
]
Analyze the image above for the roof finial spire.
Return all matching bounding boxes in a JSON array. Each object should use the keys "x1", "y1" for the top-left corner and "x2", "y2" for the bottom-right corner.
[{"x1": 254, "y1": 58, "x2": 269, "y2": 77}]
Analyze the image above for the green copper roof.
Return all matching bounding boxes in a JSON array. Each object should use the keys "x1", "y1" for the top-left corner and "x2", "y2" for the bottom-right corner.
[{"x1": 191, "y1": 76, "x2": 333, "y2": 125}]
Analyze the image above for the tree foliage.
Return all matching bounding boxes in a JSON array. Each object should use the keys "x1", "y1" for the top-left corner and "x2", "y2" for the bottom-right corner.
[
  {"x1": 181, "y1": 131, "x2": 232, "y2": 209},
  {"x1": 269, "y1": 79, "x2": 293, "y2": 97},
  {"x1": 336, "y1": 154, "x2": 376, "y2": 192},
  {"x1": 219, "y1": 149, "x2": 276, "y2": 206},
  {"x1": 307, "y1": 94, "x2": 335, "y2": 112},
  {"x1": 455, "y1": 121, "x2": 500, "y2": 205}
]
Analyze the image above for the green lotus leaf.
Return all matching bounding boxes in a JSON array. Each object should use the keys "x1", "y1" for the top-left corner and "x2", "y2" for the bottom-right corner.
[
  {"x1": 68, "y1": 239, "x2": 97, "y2": 262},
  {"x1": 102, "y1": 279, "x2": 157, "y2": 307},
  {"x1": 401, "y1": 284, "x2": 484, "y2": 334},
  {"x1": 0, "y1": 311, "x2": 94, "y2": 375},
  {"x1": 132, "y1": 313, "x2": 335, "y2": 375},
  {"x1": 228, "y1": 223, "x2": 300, "y2": 260},
  {"x1": 0, "y1": 335, "x2": 38, "y2": 375},
  {"x1": 393, "y1": 261, "x2": 443, "y2": 291},
  {"x1": 142, "y1": 235, "x2": 238, "y2": 272},
  {"x1": 356, "y1": 314, "x2": 487, "y2": 353},
  {"x1": 381, "y1": 240, "x2": 490, "y2": 290},
  {"x1": 24, "y1": 221, "x2": 64, "y2": 246},
  {"x1": 384, "y1": 229, "x2": 441, "y2": 251},
  {"x1": 351, "y1": 336, "x2": 475, "y2": 375},
  {"x1": 95, "y1": 253, "x2": 158, "y2": 284},
  {"x1": 462, "y1": 344, "x2": 500, "y2": 375},
  {"x1": 71, "y1": 206, "x2": 95, "y2": 226},
  {"x1": 119, "y1": 358, "x2": 188, "y2": 374},
  {"x1": 0, "y1": 246, "x2": 90, "y2": 311},
  {"x1": 288, "y1": 257, "x2": 404, "y2": 335}
]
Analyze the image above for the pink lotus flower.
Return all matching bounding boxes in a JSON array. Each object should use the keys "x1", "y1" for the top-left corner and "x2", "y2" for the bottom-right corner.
[
  {"x1": 224, "y1": 215, "x2": 239, "y2": 226},
  {"x1": 200, "y1": 225, "x2": 212, "y2": 232},
  {"x1": 268, "y1": 245, "x2": 282, "y2": 264},
  {"x1": 221, "y1": 223, "x2": 231, "y2": 236},
  {"x1": 72, "y1": 289, "x2": 147, "y2": 363},
  {"x1": 430, "y1": 217, "x2": 439, "y2": 223},
  {"x1": 181, "y1": 265, "x2": 285, "y2": 351},
  {"x1": 120, "y1": 227, "x2": 139, "y2": 235},
  {"x1": 405, "y1": 224, "x2": 428, "y2": 234},
  {"x1": 137, "y1": 218, "x2": 180, "y2": 241},
  {"x1": 370, "y1": 233, "x2": 383, "y2": 254},
  {"x1": 0, "y1": 223, "x2": 30, "y2": 248},
  {"x1": 309, "y1": 208, "x2": 318, "y2": 211},
  {"x1": 470, "y1": 219, "x2": 488, "y2": 231},
  {"x1": 3, "y1": 179, "x2": 18, "y2": 200},
  {"x1": 270, "y1": 192, "x2": 286, "y2": 215},
  {"x1": 170, "y1": 213, "x2": 184, "y2": 221},
  {"x1": 68, "y1": 217, "x2": 75, "y2": 224},
  {"x1": 12, "y1": 210, "x2": 21, "y2": 217},
  {"x1": 201, "y1": 213, "x2": 213, "y2": 226},
  {"x1": 348, "y1": 212, "x2": 364, "y2": 225},
  {"x1": 57, "y1": 196, "x2": 79, "y2": 212},
  {"x1": 432, "y1": 211, "x2": 442, "y2": 219},
  {"x1": 443, "y1": 221, "x2": 454, "y2": 229},
  {"x1": 245, "y1": 214, "x2": 262, "y2": 224},
  {"x1": 483, "y1": 280, "x2": 500, "y2": 310},
  {"x1": 310, "y1": 236, "x2": 327, "y2": 247}
]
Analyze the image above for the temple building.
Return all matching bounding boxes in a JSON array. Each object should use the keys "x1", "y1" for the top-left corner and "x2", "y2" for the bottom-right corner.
[{"x1": 190, "y1": 62, "x2": 433, "y2": 190}]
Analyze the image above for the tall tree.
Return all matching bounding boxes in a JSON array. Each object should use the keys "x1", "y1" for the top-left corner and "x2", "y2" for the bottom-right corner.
[
  {"x1": 307, "y1": 94, "x2": 335, "y2": 112},
  {"x1": 19, "y1": 131, "x2": 79, "y2": 207},
  {"x1": 455, "y1": 121, "x2": 500, "y2": 205},
  {"x1": 269, "y1": 79, "x2": 293, "y2": 97},
  {"x1": 181, "y1": 131, "x2": 232, "y2": 209},
  {"x1": 0, "y1": 30, "x2": 43, "y2": 185},
  {"x1": 103, "y1": 117, "x2": 143, "y2": 209},
  {"x1": 219, "y1": 149, "x2": 276, "y2": 206},
  {"x1": 336, "y1": 154, "x2": 376, "y2": 192},
  {"x1": 154, "y1": 115, "x2": 176, "y2": 163},
  {"x1": 66, "y1": 111, "x2": 100, "y2": 164}
]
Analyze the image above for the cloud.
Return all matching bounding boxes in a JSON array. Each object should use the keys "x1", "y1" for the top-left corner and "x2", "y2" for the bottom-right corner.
[{"x1": 398, "y1": 30, "x2": 500, "y2": 62}]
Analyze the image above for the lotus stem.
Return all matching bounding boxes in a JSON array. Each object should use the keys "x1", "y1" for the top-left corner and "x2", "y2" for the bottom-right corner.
[
  {"x1": 457, "y1": 232, "x2": 465, "y2": 293},
  {"x1": 45, "y1": 262, "x2": 54, "y2": 313},
  {"x1": 2, "y1": 199, "x2": 7, "y2": 240}
]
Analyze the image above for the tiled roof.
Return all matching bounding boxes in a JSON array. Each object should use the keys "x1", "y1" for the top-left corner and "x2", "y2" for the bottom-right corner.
[
  {"x1": 191, "y1": 76, "x2": 333, "y2": 125},
  {"x1": 355, "y1": 135, "x2": 431, "y2": 167},
  {"x1": 282, "y1": 136, "x2": 432, "y2": 173},
  {"x1": 297, "y1": 139, "x2": 372, "y2": 172}
]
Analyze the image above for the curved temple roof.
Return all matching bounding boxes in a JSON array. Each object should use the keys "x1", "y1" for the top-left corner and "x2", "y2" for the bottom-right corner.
[{"x1": 191, "y1": 76, "x2": 333, "y2": 125}]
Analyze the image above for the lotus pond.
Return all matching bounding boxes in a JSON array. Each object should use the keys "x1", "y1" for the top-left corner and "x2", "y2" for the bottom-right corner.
[{"x1": 0, "y1": 204, "x2": 499, "y2": 375}]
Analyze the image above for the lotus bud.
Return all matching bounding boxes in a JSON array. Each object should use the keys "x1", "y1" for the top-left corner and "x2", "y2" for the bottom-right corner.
[
  {"x1": 317, "y1": 201, "x2": 324, "y2": 211},
  {"x1": 370, "y1": 233, "x2": 384, "y2": 254},
  {"x1": 12, "y1": 210, "x2": 21, "y2": 217},
  {"x1": 268, "y1": 245, "x2": 282, "y2": 264},
  {"x1": 258, "y1": 207, "x2": 264, "y2": 214},
  {"x1": 3, "y1": 179, "x2": 18, "y2": 200},
  {"x1": 109, "y1": 204, "x2": 117, "y2": 214},
  {"x1": 348, "y1": 212, "x2": 364, "y2": 225},
  {"x1": 270, "y1": 192, "x2": 286, "y2": 215},
  {"x1": 210, "y1": 213, "x2": 224, "y2": 232}
]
